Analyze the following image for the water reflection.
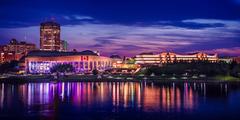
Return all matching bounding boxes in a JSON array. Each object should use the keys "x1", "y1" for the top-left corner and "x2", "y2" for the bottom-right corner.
[{"x1": 0, "y1": 82, "x2": 230, "y2": 114}]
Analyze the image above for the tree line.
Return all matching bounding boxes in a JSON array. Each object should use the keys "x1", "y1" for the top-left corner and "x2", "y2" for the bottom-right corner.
[
  {"x1": 0, "y1": 60, "x2": 19, "y2": 74},
  {"x1": 145, "y1": 61, "x2": 240, "y2": 78}
]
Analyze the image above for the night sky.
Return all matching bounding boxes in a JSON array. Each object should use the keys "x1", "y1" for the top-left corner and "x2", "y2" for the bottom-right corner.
[{"x1": 0, "y1": 0, "x2": 240, "y2": 56}]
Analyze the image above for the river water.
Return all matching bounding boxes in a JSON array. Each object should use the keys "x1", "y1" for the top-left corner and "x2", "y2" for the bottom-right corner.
[{"x1": 0, "y1": 81, "x2": 240, "y2": 120}]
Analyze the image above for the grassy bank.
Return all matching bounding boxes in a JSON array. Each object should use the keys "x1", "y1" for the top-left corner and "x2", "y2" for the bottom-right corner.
[{"x1": 214, "y1": 75, "x2": 240, "y2": 81}]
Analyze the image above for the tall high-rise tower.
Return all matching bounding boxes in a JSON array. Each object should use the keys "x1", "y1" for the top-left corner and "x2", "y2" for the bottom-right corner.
[{"x1": 40, "y1": 21, "x2": 60, "y2": 51}]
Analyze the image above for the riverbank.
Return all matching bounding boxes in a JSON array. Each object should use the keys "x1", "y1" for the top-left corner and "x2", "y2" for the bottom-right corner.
[{"x1": 0, "y1": 74, "x2": 239, "y2": 84}]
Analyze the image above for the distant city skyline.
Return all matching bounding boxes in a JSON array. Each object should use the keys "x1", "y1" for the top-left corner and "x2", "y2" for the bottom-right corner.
[{"x1": 0, "y1": 0, "x2": 240, "y2": 56}]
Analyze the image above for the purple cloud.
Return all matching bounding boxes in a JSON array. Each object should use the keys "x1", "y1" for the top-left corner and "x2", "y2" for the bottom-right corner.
[{"x1": 0, "y1": 19, "x2": 239, "y2": 57}]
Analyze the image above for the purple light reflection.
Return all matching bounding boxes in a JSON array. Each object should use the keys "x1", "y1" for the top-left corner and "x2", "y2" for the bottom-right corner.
[{"x1": 0, "y1": 82, "x2": 211, "y2": 113}]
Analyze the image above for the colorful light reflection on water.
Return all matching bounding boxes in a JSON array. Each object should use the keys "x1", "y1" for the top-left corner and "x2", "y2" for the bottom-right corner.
[{"x1": 0, "y1": 82, "x2": 240, "y2": 120}]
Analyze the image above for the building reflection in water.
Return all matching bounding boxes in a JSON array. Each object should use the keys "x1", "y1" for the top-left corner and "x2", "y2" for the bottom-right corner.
[{"x1": 0, "y1": 81, "x2": 229, "y2": 112}]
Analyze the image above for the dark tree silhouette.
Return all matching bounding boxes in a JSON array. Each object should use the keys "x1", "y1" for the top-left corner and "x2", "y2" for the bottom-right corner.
[
  {"x1": 144, "y1": 61, "x2": 240, "y2": 78},
  {"x1": 92, "y1": 69, "x2": 98, "y2": 75},
  {"x1": 50, "y1": 63, "x2": 75, "y2": 73},
  {"x1": 0, "y1": 60, "x2": 19, "y2": 74}
]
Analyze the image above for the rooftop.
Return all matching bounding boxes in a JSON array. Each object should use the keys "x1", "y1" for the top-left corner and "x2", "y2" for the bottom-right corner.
[
  {"x1": 110, "y1": 54, "x2": 122, "y2": 59},
  {"x1": 9, "y1": 39, "x2": 35, "y2": 46},
  {"x1": 139, "y1": 52, "x2": 154, "y2": 55},
  {"x1": 26, "y1": 50, "x2": 98, "y2": 57},
  {"x1": 40, "y1": 21, "x2": 60, "y2": 27}
]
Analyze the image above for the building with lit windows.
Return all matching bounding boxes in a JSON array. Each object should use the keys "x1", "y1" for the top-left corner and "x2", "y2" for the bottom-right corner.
[
  {"x1": 0, "y1": 52, "x2": 24, "y2": 63},
  {"x1": 0, "y1": 39, "x2": 36, "y2": 63},
  {"x1": 233, "y1": 57, "x2": 240, "y2": 64},
  {"x1": 110, "y1": 54, "x2": 123, "y2": 68},
  {"x1": 3, "y1": 39, "x2": 36, "y2": 54},
  {"x1": 60, "y1": 40, "x2": 68, "y2": 52},
  {"x1": 24, "y1": 50, "x2": 113, "y2": 74},
  {"x1": 219, "y1": 57, "x2": 233, "y2": 63},
  {"x1": 135, "y1": 52, "x2": 218, "y2": 64},
  {"x1": 40, "y1": 21, "x2": 61, "y2": 51}
]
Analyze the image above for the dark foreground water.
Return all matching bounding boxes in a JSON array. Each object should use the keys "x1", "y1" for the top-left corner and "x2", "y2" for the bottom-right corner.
[{"x1": 0, "y1": 81, "x2": 240, "y2": 120}]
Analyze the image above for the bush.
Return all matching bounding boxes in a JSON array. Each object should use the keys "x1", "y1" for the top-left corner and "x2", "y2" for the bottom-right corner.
[
  {"x1": 0, "y1": 60, "x2": 19, "y2": 74},
  {"x1": 144, "y1": 61, "x2": 240, "y2": 77},
  {"x1": 92, "y1": 69, "x2": 98, "y2": 75},
  {"x1": 50, "y1": 63, "x2": 75, "y2": 73}
]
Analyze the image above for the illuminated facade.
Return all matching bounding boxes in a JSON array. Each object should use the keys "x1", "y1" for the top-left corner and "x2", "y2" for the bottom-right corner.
[
  {"x1": 233, "y1": 57, "x2": 240, "y2": 64},
  {"x1": 3, "y1": 39, "x2": 36, "y2": 55},
  {"x1": 24, "y1": 50, "x2": 113, "y2": 73},
  {"x1": 0, "y1": 52, "x2": 23, "y2": 63},
  {"x1": 219, "y1": 57, "x2": 233, "y2": 63},
  {"x1": 40, "y1": 21, "x2": 61, "y2": 51},
  {"x1": 110, "y1": 54, "x2": 123, "y2": 68},
  {"x1": 0, "y1": 39, "x2": 36, "y2": 63},
  {"x1": 135, "y1": 52, "x2": 218, "y2": 64},
  {"x1": 60, "y1": 40, "x2": 68, "y2": 52}
]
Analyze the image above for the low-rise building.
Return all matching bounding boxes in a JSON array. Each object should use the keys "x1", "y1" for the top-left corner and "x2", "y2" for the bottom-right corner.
[
  {"x1": 135, "y1": 52, "x2": 218, "y2": 64},
  {"x1": 219, "y1": 57, "x2": 233, "y2": 63},
  {"x1": 24, "y1": 50, "x2": 113, "y2": 74},
  {"x1": 0, "y1": 39, "x2": 36, "y2": 63},
  {"x1": 233, "y1": 57, "x2": 240, "y2": 64},
  {"x1": 3, "y1": 39, "x2": 36, "y2": 55},
  {"x1": 0, "y1": 52, "x2": 23, "y2": 63},
  {"x1": 110, "y1": 54, "x2": 123, "y2": 68}
]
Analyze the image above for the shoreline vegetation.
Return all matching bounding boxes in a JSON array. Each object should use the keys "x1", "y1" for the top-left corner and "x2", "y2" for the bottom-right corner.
[{"x1": 0, "y1": 60, "x2": 239, "y2": 84}]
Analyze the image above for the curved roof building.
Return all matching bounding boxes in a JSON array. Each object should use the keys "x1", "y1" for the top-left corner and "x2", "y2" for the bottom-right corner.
[{"x1": 24, "y1": 50, "x2": 113, "y2": 74}]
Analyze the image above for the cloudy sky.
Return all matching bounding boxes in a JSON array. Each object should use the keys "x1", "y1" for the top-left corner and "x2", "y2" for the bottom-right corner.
[{"x1": 0, "y1": 0, "x2": 240, "y2": 56}]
